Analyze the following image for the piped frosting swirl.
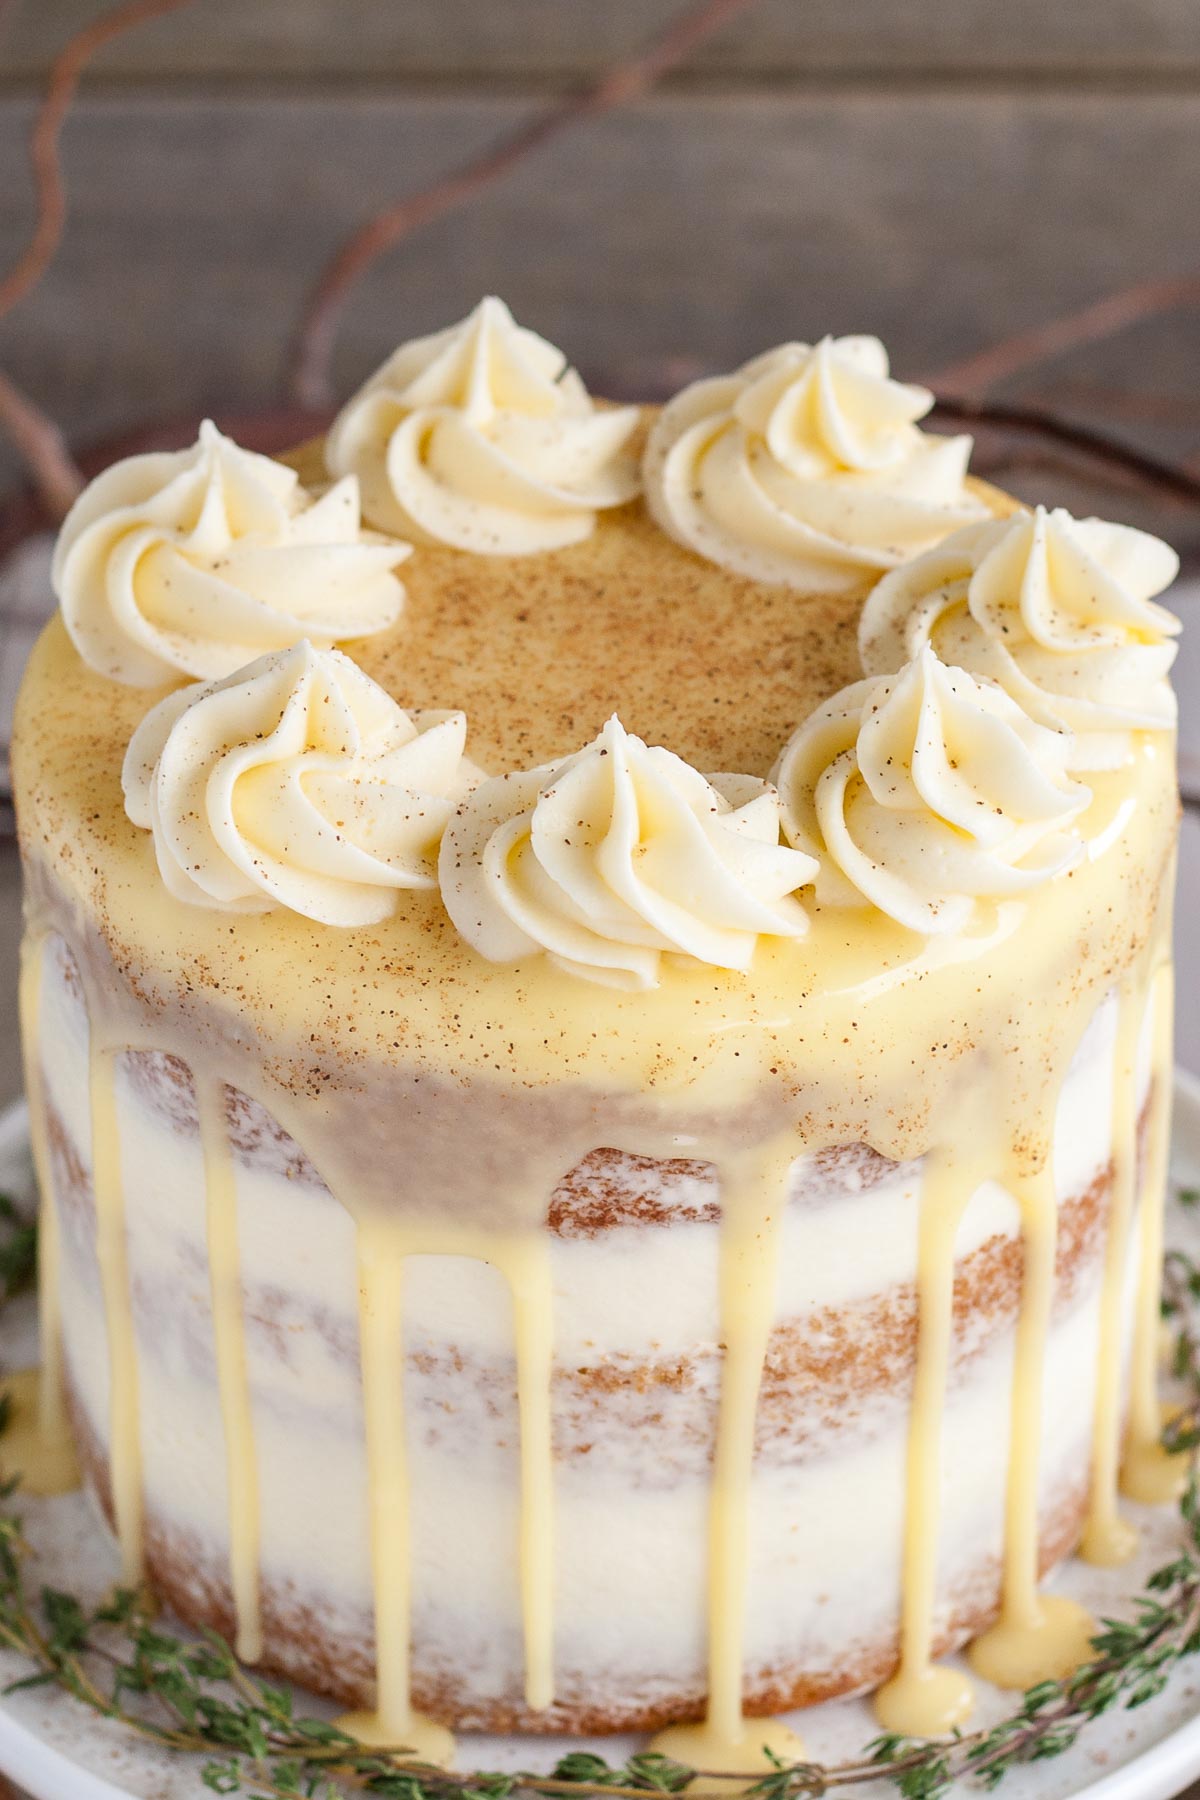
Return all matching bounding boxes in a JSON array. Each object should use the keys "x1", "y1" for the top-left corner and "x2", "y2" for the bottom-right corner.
[
  {"x1": 643, "y1": 334, "x2": 986, "y2": 592},
  {"x1": 53, "y1": 421, "x2": 407, "y2": 687},
  {"x1": 858, "y1": 506, "x2": 1181, "y2": 769},
  {"x1": 326, "y1": 297, "x2": 641, "y2": 555},
  {"x1": 774, "y1": 647, "x2": 1090, "y2": 934},
  {"x1": 123, "y1": 641, "x2": 479, "y2": 926},
  {"x1": 439, "y1": 714, "x2": 816, "y2": 989}
]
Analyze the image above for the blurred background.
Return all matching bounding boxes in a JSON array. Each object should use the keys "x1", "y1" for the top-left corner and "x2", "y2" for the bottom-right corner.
[
  {"x1": 2, "y1": 0, "x2": 1199, "y2": 525},
  {"x1": 0, "y1": 0, "x2": 1196, "y2": 1080},
  {"x1": 0, "y1": 1, "x2": 1198, "y2": 495}
]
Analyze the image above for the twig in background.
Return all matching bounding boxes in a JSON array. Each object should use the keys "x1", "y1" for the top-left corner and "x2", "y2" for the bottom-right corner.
[
  {"x1": 1033, "y1": 380, "x2": 1200, "y2": 429},
  {"x1": 0, "y1": 0, "x2": 195, "y2": 325},
  {"x1": 971, "y1": 447, "x2": 1151, "y2": 500},
  {"x1": 285, "y1": 0, "x2": 761, "y2": 412},
  {"x1": 932, "y1": 394, "x2": 1200, "y2": 508},
  {"x1": 0, "y1": 0, "x2": 198, "y2": 519},
  {"x1": 0, "y1": 369, "x2": 82, "y2": 522},
  {"x1": 925, "y1": 271, "x2": 1200, "y2": 397},
  {"x1": 1, "y1": 0, "x2": 1200, "y2": 533}
]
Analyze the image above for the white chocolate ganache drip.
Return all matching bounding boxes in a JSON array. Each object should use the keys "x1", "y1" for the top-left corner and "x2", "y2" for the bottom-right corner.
[
  {"x1": 326, "y1": 296, "x2": 641, "y2": 554},
  {"x1": 122, "y1": 640, "x2": 480, "y2": 926},
  {"x1": 859, "y1": 506, "x2": 1181, "y2": 770},
  {"x1": 5, "y1": 936, "x2": 79, "y2": 1500},
  {"x1": 1124, "y1": 961, "x2": 1185, "y2": 1509},
  {"x1": 774, "y1": 647, "x2": 1090, "y2": 934},
  {"x1": 642, "y1": 334, "x2": 987, "y2": 592},
  {"x1": 439, "y1": 713, "x2": 816, "y2": 989},
  {"x1": 53, "y1": 420, "x2": 407, "y2": 687},
  {"x1": 196, "y1": 1078, "x2": 263, "y2": 1664}
]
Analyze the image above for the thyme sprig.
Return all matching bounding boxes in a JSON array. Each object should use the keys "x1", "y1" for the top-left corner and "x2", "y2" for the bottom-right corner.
[
  {"x1": 0, "y1": 1193, "x2": 35, "y2": 1304},
  {"x1": 2, "y1": 1220, "x2": 1200, "y2": 1798},
  {"x1": 0, "y1": 1190, "x2": 36, "y2": 1441}
]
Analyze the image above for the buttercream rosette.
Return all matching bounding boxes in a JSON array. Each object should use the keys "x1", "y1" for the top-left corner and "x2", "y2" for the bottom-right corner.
[
  {"x1": 439, "y1": 714, "x2": 816, "y2": 989},
  {"x1": 643, "y1": 334, "x2": 986, "y2": 592},
  {"x1": 54, "y1": 421, "x2": 407, "y2": 687},
  {"x1": 326, "y1": 297, "x2": 641, "y2": 555},
  {"x1": 774, "y1": 647, "x2": 1091, "y2": 935},
  {"x1": 123, "y1": 641, "x2": 479, "y2": 927},
  {"x1": 858, "y1": 505, "x2": 1181, "y2": 770}
]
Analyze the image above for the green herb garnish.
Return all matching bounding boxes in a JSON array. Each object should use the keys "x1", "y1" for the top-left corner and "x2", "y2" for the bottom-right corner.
[{"x1": 3, "y1": 1208, "x2": 1200, "y2": 1797}]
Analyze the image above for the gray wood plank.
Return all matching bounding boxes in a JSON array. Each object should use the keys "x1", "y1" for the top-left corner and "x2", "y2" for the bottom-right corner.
[
  {"x1": 0, "y1": 89, "x2": 1197, "y2": 556},
  {"x1": 3, "y1": 0, "x2": 1200, "y2": 84}
]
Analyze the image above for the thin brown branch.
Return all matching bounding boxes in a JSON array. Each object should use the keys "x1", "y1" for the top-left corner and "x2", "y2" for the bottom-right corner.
[
  {"x1": 287, "y1": 0, "x2": 761, "y2": 411},
  {"x1": 0, "y1": 0, "x2": 198, "y2": 515},
  {"x1": 1033, "y1": 378, "x2": 1200, "y2": 428},
  {"x1": 932, "y1": 393, "x2": 1200, "y2": 507},
  {"x1": 925, "y1": 272, "x2": 1200, "y2": 397},
  {"x1": 0, "y1": 0, "x2": 197, "y2": 328},
  {"x1": 0, "y1": 368, "x2": 82, "y2": 520},
  {"x1": 970, "y1": 446, "x2": 1151, "y2": 503}
]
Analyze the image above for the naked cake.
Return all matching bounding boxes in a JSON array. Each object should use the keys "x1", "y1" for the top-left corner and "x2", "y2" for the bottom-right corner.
[{"x1": 8, "y1": 299, "x2": 1185, "y2": 1767}]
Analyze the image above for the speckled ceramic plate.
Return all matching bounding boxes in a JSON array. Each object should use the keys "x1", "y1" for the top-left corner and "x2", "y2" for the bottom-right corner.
[{"x1": 2, "y1": 1079, "x2": 1200, "y2": 1800}]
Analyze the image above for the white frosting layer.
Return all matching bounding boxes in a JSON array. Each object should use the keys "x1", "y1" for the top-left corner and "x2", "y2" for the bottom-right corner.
[
  {"x1": 326, "y1": 297, "x2": 641, "y2": 555},
  {"x1": 774, "y1": 647, "x2": 1090, "y2": 934},
  {"x1": 859, "y1": 506, "x2": 1181, "y2": 770},
  {"x1": 123, "y1": 641, "x2": 478, "y2": 927},
  {"x1": 52, "y1": 421, "x2": 407, "y2": 687},
  {"x1": 439, "y1": 714, "x2": 816, "y2": 989},
  {"x1": 38, "y1": 939, "x2": 1138, "y2": 1702},
  {"x1": 643, "y1": 335, "x2": 986, "y2": 592}
]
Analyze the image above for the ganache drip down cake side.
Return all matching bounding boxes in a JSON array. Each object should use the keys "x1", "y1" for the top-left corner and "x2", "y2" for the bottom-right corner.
[{"x1": 6, "y1": 297, "x2": 1187, "y2": 1769}]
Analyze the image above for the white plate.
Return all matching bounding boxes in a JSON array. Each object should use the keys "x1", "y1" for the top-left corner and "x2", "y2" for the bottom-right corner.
[{"x1": 2, "y1": 1083, "x2": 1200, "y2": 1800}]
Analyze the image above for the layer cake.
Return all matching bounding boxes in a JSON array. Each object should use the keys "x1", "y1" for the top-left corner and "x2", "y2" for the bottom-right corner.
[{"x1": 8, "y1": 302, "x2": 1184, "y2": 1765}]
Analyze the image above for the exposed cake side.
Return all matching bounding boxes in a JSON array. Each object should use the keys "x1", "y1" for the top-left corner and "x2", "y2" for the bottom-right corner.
[{"x1": 27, "y1": 923, "x2": 1154, "y2": 1729}]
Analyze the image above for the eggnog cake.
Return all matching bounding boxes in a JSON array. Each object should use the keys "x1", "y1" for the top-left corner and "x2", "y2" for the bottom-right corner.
[{"x1": 9, "y1": 302, "x2": 1184, "y2": 1765}]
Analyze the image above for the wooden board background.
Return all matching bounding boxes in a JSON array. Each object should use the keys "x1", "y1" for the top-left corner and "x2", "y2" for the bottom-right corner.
[
  {"x1": 5, "y1": 0, "x2": 1200, "y2": 81},
  {"x1": 0, "y1": 0, "x2": 1198, "y2": 544}
]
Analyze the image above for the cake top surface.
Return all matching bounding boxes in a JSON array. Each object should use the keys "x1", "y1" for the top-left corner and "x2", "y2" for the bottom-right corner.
[
  {"x1": 11, "y1": 304, "x2": 1181, "y2": 1154},
  {"x1": 12, "y1": 596, "x2": 1175, "y2": 1153},
  {"x1": 284, "y1": 432, "x2": 964, "y2": 780}
]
